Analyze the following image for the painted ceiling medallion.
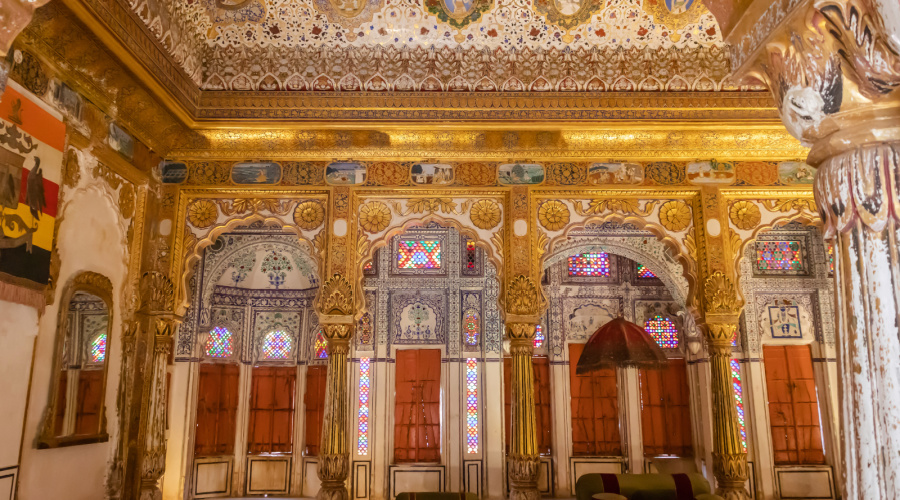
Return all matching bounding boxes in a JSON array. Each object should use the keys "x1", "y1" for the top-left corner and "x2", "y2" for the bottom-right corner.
[
  {"x1": 314, "y1": 0, "x2": 380, "y2": 27},
  {"x1": 641, "y1": 0, "x2": 705, "y2": 33},
  {"x1": 425, "y1": 0, "x2": 493, "y2": 29},
  {"x1": 534, "y1": 0, "x2": 604, "y2": 31}
]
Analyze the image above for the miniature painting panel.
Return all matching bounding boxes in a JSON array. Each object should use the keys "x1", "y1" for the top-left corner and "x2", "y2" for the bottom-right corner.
[
  {"x1": 107, "y1": 122, "x2": 134, "y2": 160},
  {"x1": 588, "y1": 162, "x2": 643, "y2": 185},
  {"x1": 411, "y1": 163, "x2": 454, "y2": 185},
  {"x1": 498, "y1": 163, "x2": 544, "y2": 185},
  {"x1": 159, "y1": 161, "x2": 188, "y2": 184},
  {"x1": 778, "y1": 161, "x2": 816, "y2": 185},
  {"x1": 232, "y1": 162, "x2": 282, "y2": 184},
  {"x1": 686, "y1": 160, "x2": 735, "y2": 185},
  {"x1": 767, "y1": 305, "x2": 803, "y2": 339},
  {"x1": 326, "y1": 162, "x2": 367, "y2": 185}
]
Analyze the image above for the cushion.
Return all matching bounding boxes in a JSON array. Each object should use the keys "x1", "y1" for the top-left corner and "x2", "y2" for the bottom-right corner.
[{"x1": 575, "y1": 473, "x2": 712, "y2": 500}]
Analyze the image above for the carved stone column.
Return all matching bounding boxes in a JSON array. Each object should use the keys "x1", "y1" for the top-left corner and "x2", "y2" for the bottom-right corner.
[
  {"x1": 503, "y1": 276, "x2": 542, "y2": 500},
  {"x1": 815, "y1": 143, "x2": 900, "y2": 497},
  {"x1": 133, "y1": 271, "x2": 180, "y2": 500},
  {"x1": 315, "y1": 275, "x2": 356, "y2": 500},
  {"x1": 701, "y1": 273, "x2": 749, "y2": 500},
  {"x1": 139, "y1": 318, "x2": 175, "y2": 500},
  {"x1": 717, "y1": 0, "x2": 900, "y2": 496}
]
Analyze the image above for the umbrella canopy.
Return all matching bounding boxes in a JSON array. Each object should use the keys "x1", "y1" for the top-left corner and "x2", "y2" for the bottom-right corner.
[{"x1": 575, "y1": 317, "x2": 668, "y2": 374}]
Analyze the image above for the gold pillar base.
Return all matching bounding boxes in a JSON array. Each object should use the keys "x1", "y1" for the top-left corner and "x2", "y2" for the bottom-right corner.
[
  {"x1": 316, "y1": 453, "x2": 350, "y2": 500},
  {"x1": 712, "y1": 452, "x2": 750, "y2": 500},
  {"x1": 138, "y1": 480, "x2": 162, "y2": 500},
  {"x1": 507, "y1": 453, "x2": 541, "y2": 500}
]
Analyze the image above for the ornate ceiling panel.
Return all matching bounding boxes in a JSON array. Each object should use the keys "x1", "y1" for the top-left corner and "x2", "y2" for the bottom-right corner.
[{"x1": 122, "y1": 0, "x2": 759, "y2": 92}]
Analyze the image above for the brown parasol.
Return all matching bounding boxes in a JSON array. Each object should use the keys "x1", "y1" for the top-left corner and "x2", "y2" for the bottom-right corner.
[{"x1": 575, "y1": 317, "x2": 668, "y2": 374}]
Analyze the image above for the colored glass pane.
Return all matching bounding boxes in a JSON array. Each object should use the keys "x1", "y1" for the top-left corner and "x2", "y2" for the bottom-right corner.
[
  {"x1": 534, "y1": 324, "x2": 544, "y2": 348},
  {"x1": 315, "y1": 328, "x2": 328, "y2": 359},
  {"x1": 358, "y1": 357, "x2": 371, "y2": 455},
  {"x1": 644, "y1": 315, "x2": 678, "y2": 348},
  {"x1": 466, "y1": 358, "x2": 478, "y2": 454},
  {"x1": 398, "y1": 240, "x2": 442, "y2": 269},
  {"x1": 731, "y1": 359, "x2": 748, "y2": 452},
  {"x1": 90, "y1": 333, "x2": 107, "y2": 363},
  {"x1": 466, "y1": 240, "x2": 476, "y2": 270},
  {"x1": 464, "y1": 310, "x2": 479, "y2": 345},
  {"x1": 637, "y1": 263, "x2": 656, "y2": 278},
  {"x1": 568, "y1": 253, "x2": 610, "y2": 276},
  {"x1": 262, "y1": 330, "x2": 292, "y2": 359},
  {"x1": 827, "y1": 243, "x2": 835, "y2": 274},
  {"x1": 363, "y1": 261, "x2": 374, "y2": 273},
  {"x1": 206, "y1": 326, "x2": 234, "y2": 358},
  {"x1": 756, "y1": 240, "x2": 803, "y2": 272}
]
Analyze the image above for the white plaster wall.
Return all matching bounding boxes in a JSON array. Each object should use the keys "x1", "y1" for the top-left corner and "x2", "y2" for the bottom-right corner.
[
  {"x1": 0, "y1": 302, "x2": 39, "y2": 478},
  {"x1": 17, "y1": 187, "x2": 129, "y2": 500}
]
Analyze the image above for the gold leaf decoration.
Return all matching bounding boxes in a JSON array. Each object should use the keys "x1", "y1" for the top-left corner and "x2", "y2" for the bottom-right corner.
[
  {"x1": 575, "y1": 198, "x2": 657, "y2": 216},
  {"x1": 357, "y1": 233, "x2": 371, "y2": 267},
  {"x1": 729, "y1": 200, "x2": 761, "y2": 230},
  {"x1": 658, "y1": 200, "x2": 692, "y2": 232},
  {"x1": 536, "y1": 231, "x2": 549, "y2": 261},
  {"x1": 317, "y1": 273, "x2": 354, "y2": 316},
  {"x1": 469, "y1": 199, "x2": 501, "y2": 229},
  {"x1": 139, "y1": 271, "x2": 175, "y2": 313},
  {"x1": 703, "y1": 271, "x2": 738, "y2": 314},
  {"x1": 538, "y1": 200, "x2": 570, "y2": 231},
  {"x1": 760, "y1": 198, "x2": 817, "y2": 213},
  {"x1": 118, "y1": 183, "x2": 135, "y2": 219},
  {"x1": 218, "y1": 198, "x2": 292, "y2": 216},
  {"x1": 506, "y1": 275, "x2": 539, "y2": 316},
  {"x1": 293, "y1": 200, "x2": 325, "y2": 230},
  {"x1": 359, "y1": 201, "x2": 392, "y2": 233},
  {"x1": 188, "y1": 199, "x2": 218, "y2": 228}
]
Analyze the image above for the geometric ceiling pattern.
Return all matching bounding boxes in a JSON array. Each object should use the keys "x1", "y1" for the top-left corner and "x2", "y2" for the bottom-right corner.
[{"x1": 129, "y1": 0, "x2": 756, "y2": 92}]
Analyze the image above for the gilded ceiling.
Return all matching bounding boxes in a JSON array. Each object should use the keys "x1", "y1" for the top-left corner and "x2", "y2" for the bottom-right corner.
[{"x1": 127, "y1": 0, "x2": 756, "y2": 92}]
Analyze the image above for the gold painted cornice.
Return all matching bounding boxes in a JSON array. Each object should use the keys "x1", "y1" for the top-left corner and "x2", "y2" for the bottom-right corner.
[
  {"x1": 169, "y1": 125, "x2": 807, "y2": 161},
  {"x1": 52, "y1": 0, "x2": 786, "y2": 130}
]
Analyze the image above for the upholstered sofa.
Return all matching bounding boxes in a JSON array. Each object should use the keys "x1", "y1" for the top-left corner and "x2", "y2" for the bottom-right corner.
[{"x1": 575, "y1": 473, "x2": 724, "y2": 500}]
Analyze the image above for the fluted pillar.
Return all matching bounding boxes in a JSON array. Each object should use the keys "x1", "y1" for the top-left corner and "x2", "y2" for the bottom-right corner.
[
  {"x1": 139, "y1": 319, "x2": 175, "y2": 500},
  {"x1": 506, "y1": 321, "x2": 541, "y2": 500},
  {"x1": 703, "y1": 316, "x2": 749, "y2": 500},
  {"x1": 315, "y1": 274, "x2": 356, "y2": 500},
  {"x1": 317, "y1": 321, "x2": 353, "y2": 500},
  {"x1": 815, "y1": 142, "x2": 900, "y2": 497},
  {"x1": 714, "y1": 0, "x2": 900, "y2": 496}
]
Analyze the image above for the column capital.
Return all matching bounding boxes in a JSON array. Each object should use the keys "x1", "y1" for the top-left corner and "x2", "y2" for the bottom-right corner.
[{"x1": 721, "y1": 0, "x2": 900, "y2": 157}]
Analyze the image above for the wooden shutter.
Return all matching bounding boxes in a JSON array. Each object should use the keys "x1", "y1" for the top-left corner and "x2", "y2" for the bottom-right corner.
[
  {"x1": 54, "y1": 370, "x2": 67, "y2": 436},
  {"x1": 504, "y1": 356, "x2": 553, "y2": 455},
  {"x1": 74, "y1": 369, "x2": 104, "y2": 435},
  {"x1": 304, "y1": 365, "x2": 328, "y2": 456},
  {"x1": 639, "y1": 358, "x2": 693, "y2": 456},
  {"x1": 569, "y1": 343, "x2": 621, "y2": 456},
  {"x1": 394, "y1": 349, "x2": 442, "y2": 463},
  {"x1": 764, "y1": 345, "x2": 825, "y2": 465},
  {"x1": 248, "y1": 366, "x2": 296, "y2": 455},
  {"x1": 195, "y1": 363, "x2": 240, "y2": 457}
]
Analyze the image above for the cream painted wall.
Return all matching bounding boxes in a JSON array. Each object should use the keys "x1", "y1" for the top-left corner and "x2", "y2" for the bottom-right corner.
[
  {"x1": 0, "y1": 301, "x2": 39, "y2": 495},
  {"x1": 17, "y1": 186, "x2": 129, "y2": 500}
]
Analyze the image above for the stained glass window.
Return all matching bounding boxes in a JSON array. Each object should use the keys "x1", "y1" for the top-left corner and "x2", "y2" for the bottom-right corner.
[
  {"x1": 398, "y1": 240, "x2": 441, "y2": 269},
  {"x1": 206, "y1": 326, "x2": 234, "y2": 358},
  {"x1": 534, "y1": 324, "x2": 544, "y2": 348},
  {"x1": 262, "y1": 330, "x2": 292, "y2": 359},
  {"x1": 636, "y1": 263, "x2": 656, "y2": 278},
  {"x1": 464, "y1": 310, "x2": 479, "y2": 346},
  {"x1": 315, "y1": 328, "x2": 328, "y2": 359},
  {"x1": 466, "y1": 358, "x2": 479, "y2": 454},
  {"x1": 568, "y1": 252, "x2": 610, "y2": 276},
  {"x1": 827, "y1": 243, "x2": 835, "y2": 275},
  {"x1": 466, "y1": 240, "x2": 476, "y2": 270},
  {"x1": 90, "y1": 333, "x2": 107, "y2": 363},
  {"x1": 756, "y1": 240, "x2": 803, "y2": 272},
  {"x1": 731, "y1": 359, "x2": 748, "y2": 452},
  {"x1": 358, "y1": 357, "x2": 371, "y2": 455},
  {"x1": 644, "y1": 315, "x2": 678, "y2": 348}
]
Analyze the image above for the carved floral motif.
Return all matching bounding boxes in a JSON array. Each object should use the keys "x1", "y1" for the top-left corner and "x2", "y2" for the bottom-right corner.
[
  {"x1": 658, "y1": 200, "x2": 692, "y2": 231},
  {"x1": 728, "y1": 200, "x2": 761, "y2": 230},
  {"x1": 469, "y1": 199, "x2": 501, "y2": 229},
  {"x1": 358, "y1": 201, "x2": 391, "y2": 233},
  {"x1": 538, "y1": 200, "x2": 570, "y2": 231},
  {"x1": 293, "y1": 200, "x2": 325, "y2": 230}
]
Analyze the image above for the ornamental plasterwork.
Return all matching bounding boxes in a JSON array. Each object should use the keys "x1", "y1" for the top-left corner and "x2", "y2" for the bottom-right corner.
[
  {"x1": 723, "y1": 191, "x2": 820, "y2": 261},
  {"x1": 364, "y1": 224, "x2": 502, "y2": 356},
  {"x1": 737, "y1": 224, "x2": 835, "y2": 354},
  {"x1": 356, "y1": 194, "x2": 504, "y2": 269},
  {"x1": 252, "y1": 310, "x2": 302, "y2": 361},
  {"x1": 124, "y1": 0, "x2": 724, "y2": 92}
]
